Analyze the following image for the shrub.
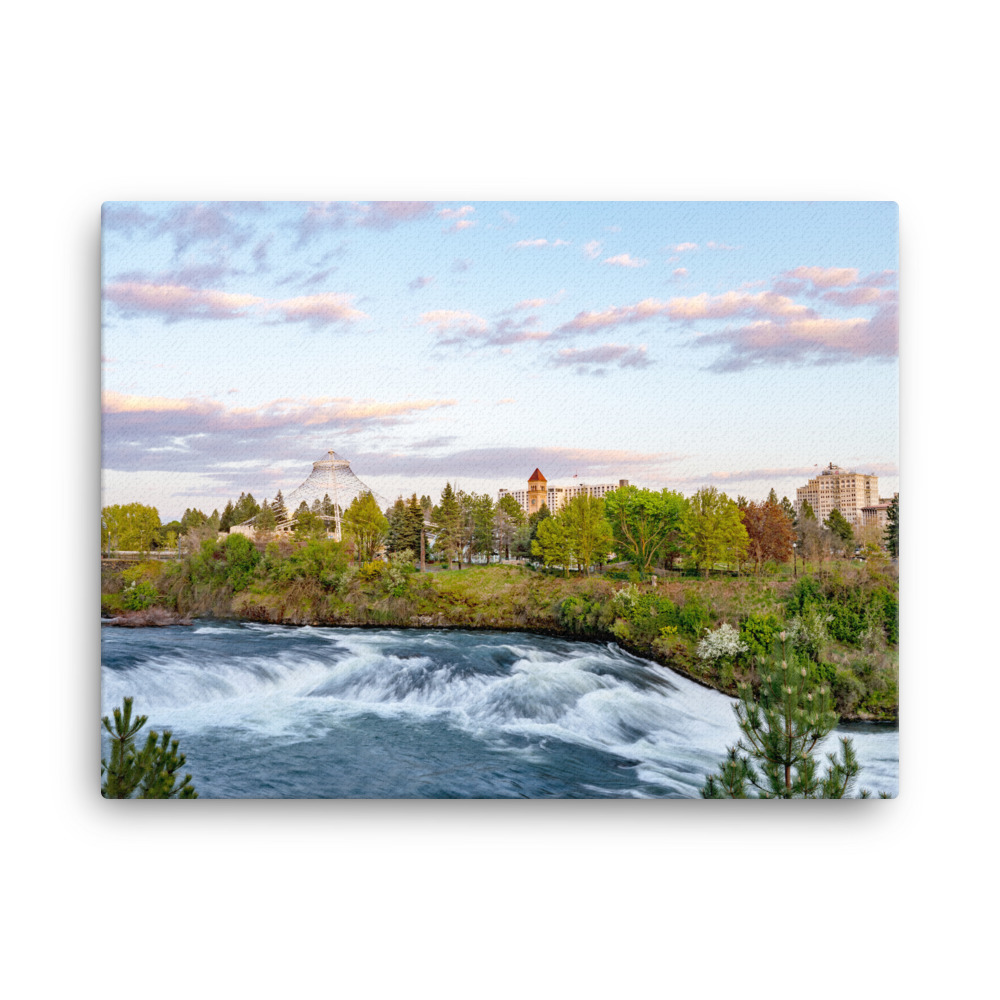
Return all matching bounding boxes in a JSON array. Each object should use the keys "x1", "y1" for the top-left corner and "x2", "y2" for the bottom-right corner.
[
  {"x1": 696, "y1": 623, "x2": 748, "y2": 662},
  {"x1": 121, "y1": 579, "x2": 158, "y2": 611},
  {"x1": 739, "y1": 612, "x2": 781, "y2": 657},
  {"x1": 223, "y1": 532, "x2": 260, "y2": 592},
  {"x1": 677, "y1": 596, "x2": 710, "y2": 639}
]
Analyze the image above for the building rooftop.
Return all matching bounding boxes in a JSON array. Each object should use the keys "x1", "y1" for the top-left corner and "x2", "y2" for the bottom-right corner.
[{"x1": 528, "y1": 468, "x2": 547, "y2": 483}]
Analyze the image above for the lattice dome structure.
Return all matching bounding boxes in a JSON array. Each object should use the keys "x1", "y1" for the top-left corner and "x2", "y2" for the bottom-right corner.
[{"x1": 280, "y1": 450, "x2": 389, "y2": 539}]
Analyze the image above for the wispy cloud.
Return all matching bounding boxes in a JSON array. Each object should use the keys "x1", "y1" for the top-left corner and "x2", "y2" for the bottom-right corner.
[
  {"x1": 438, "y1": 206, "x2": 475, "y2": 219},
  {"x1": 104, "y1": 281, "x2": 366, "y2": 327},
  {"x1": 583, "y1": 240, "x2": 602, "y2": 260},
  {"x1": 420, "y1": 309, "x2": 550, "y2": 346},
  {"x1": 296, "y1": 201, "x2": 435, "y2": 243},
  {"x1": 783, "y1": 265, "x2": 860, "y2": 289},
  {"x1": 551, "y1": 343, "x2": 652, "y2": 372},
  {"x1": 670, "y1": 242, "x2": 698, "y2": 252},
  {"x1": 408, "y1": 275, "x2": 435, "y2": 291},
  {"x1": 512, "y1": 238, "x2": 570, "y2": 248},
  {"x1": 603, "y1": 253, "x2": 647, "y2": 268}
]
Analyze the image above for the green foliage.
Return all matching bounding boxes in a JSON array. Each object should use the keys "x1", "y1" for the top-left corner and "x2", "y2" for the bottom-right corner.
[
  {"x1": 532, "y1": 517, "x2": 573, "y2": 575},
  {"x1": 739, "y1": 612, "x2": 781, "y2": 658},
  {"x1": 102, "y1": 503, "x2": 161, "y2": 553},
  {"x1": 560, "y1": 495, "x2": 614, "y2": 575},
  {"x1": 603, "y1": 486, "x2": 688, "y2": 575},
  {"x1": 223, "y1": 532, "x2": 260, "y2": 591},
  {"x1": 701, "y1": 638, "x2": 870, "y2": 798},
  {"x1": 885, "y1": 494, "x2": 899, "y2": 558},
  {"x1": 101, "y1": 697, "x2": 197, "y2": 799},
  {"x1": 121, "y1": 579, "x2": 158, "y2": 610},
  {"x1": 343, "y1": 492, "x2": 388, "y2": 564},
  {"x1": 280, "y1": 539, "x2": 350, "y2": 588},
  {"x1": 682, "y1": 487, "x2": 749, "y2": 576}
]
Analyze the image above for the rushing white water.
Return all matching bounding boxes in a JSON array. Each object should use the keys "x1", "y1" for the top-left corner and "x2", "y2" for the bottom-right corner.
[{"x1": 101, "y1": 623, "x2": 898, "y2": 798}]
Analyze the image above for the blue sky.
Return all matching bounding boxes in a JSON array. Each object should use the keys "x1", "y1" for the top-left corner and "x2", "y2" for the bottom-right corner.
[{"x1": 101, "y1": 201, "x2": 898, "y2": 520}]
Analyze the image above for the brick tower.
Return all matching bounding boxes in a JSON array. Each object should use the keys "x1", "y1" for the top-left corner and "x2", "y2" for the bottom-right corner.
[{"x1": 527, "y1": 468, "x2": 547, "y2": 515}]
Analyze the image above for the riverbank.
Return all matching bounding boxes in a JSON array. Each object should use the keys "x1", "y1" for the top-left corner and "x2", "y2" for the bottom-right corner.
[{"x1": 102, "y1": 561, "x2": 898, "y2": 721}]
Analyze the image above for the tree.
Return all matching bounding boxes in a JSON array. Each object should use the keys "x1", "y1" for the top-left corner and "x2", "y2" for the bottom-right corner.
[
  {"x1": 102, "y1": 503, "x2": 161, "y2": 554},
  {"x1": 531, "y1": 516, "x2": 573, "y2": 576},
  {"x1": 701, "y1": 636, "x2": 870, "y2": 798},
  {"x1": 825, "y1": 508, "x2": 854, "y2": 555},
  {"x1": 780, "y1": 496, "x2": 796, "y2": 523},
  {"x1": 433, "y1": 483, "x2": 462, "y2": 569},
  {"x1": 342, "y1": 492, "x2": 389, "y2": 563},
  {"x1": 255, "y1": 502, "x2": 277, "y2": 535},
  {"x1": 220, "y1": 499, "x2": 236, "y2": 532},
  {"x1": 386, "y1": 496, "x2": 423, "y2": 555},
  {"x1": 561, "y1": 495, "x2": 614, "y2": 575},
  {"x1": 767, "y1": 488, "x2": 779, "y2": 506},
  {"x1": 683, "y1": 487, "x2": 749, "y2": 576},
  {"x1": 101, "y1": 697, "x2": 197, "y2": 798},
  {"x1": 271, "y1": 490, "x2": 288, "y2": 523},
  {"x1": 603, "y1": 486, "x2": 688, "y2": 576},
  {"x1": 469, "y1": 493, "x2": 496, "y2": 564},
  {"x1": 493, "y1": 494, "x2": 525, "y2": 560},
  {"x1": 885, "y1": 494, "x2": 899, "y2": 558},
  {"x1": 740, "y1": 499, "x2": 796, "y2": 573}
]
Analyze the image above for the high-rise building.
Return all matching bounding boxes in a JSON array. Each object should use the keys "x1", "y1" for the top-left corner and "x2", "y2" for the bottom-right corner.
[
  {"x1": 796, "y1": 463, "x2": 880, "y2": 527},
  {"x1": 500, "y1": 469, "x2": 629, "y2": 515}
]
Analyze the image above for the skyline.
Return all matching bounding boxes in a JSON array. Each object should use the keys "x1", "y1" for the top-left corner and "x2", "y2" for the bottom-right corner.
[{"x1": 101, "y1": 201, "x2": 898, "y2": 521}]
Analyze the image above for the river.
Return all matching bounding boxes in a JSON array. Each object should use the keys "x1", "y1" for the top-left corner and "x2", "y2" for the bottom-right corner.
[{"x1": 100, "y1": 622, "x2": 899, "y2": 798}]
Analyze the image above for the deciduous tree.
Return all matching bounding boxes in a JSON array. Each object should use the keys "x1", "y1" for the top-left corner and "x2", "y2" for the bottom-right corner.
[
  {"x1": 561, "y1": 495, "x2": 614, "y2": 575},
  {"x1": 531, "y1": 516, "x2": 573, "y2": 576},
  {"x1": 342, "y1": 492, "x2": 388, "y2": 563},
  {"x1": 683, "y1": 487, "x2": 749, "y2": 576},
  {"x1": 740, "y1": 499, "x2": 796, "y2": 573},
  {"x1": 603, "y1": 487, "x2": 688, "y2": 576}
]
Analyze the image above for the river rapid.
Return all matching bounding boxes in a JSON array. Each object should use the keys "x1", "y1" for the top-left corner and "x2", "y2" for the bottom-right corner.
[{"x1": 100, "y1": 622, "x2": 899, "y2": 798}]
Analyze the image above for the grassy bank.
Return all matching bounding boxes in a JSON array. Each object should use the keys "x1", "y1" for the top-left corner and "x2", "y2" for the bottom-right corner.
[{"x1": 101, "y1": 542, "x2": 898, "y2": 721}]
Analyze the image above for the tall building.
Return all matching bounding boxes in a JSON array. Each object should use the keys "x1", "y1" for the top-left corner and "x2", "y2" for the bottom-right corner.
[
  {"x1": 500, "y1": 468, "x2": 629, "y2": 515},
  {"x1": 796, "y1": 463, "x2": 880, "y2": 527}
]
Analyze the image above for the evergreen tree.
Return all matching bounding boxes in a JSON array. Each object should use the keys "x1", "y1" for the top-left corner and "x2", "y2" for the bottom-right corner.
[
  {"x1": 322, "y1": 493, "x2": 335, "y2": 518},
  {"x1": 434, "y1": 483, "x2": 462, "y2": 569},
  {"x1": 469, "y1": 493, "x2": 496, "y2": 564},
  {"x1": 780, "y1": 496, "x2": 796, "y2": 523},
  {"x1": 208, "y1": 509, "x2": 221, "y2": 531},
  {"x1": 405, "y1": 494, "x2": 426, "y2": 555},
  {"x1": 494, "y1": 494, "x2": 526, "y2": 560},
  {"x1": 885, "y1": 494, "x2": 899, "y2": 558},
  {"x1": 800, "y1": 500, "x2": 816, "y2": 521},
  {"x1": 271, "y1": 490, "x2": 288, "y2": 523},
  {"x1": 220, "y1": 499, "x2": 236, "y2": 532},
  {"x1": 767, "y1": 488, "x2": 779, "y2": 506},
  {"x1": 101, "y1": 697, "x2": 197, "y2": 799},
  {"x1": 701, "y1": 636, "x2": 872, "y2": 798},
  {"x1": 255, "y1": 502, "x2": 277, "y2": 534},
  {"x1": 824, "y1": 508, "x2": 854, "y2": 554}
]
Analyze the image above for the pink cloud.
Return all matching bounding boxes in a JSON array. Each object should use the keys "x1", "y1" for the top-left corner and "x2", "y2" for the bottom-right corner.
[
  {"x1": 355, "y1": 201, "x2": 434, "y2": 229},
  {"x1": 438, "y1": 206, "x2": 475, "y2": 219},
  {"x1": 820, "y1": 286, "x2": 887, "y2": 307},
  {"x1": 421, "y1": 308, "x2": 550, "y2": 347},
  {"x1": 603, "y1": 253, "x2": 647, "y2": 268},
  {"x1": 784, "y1": 265, "x2": 860, "y2": 289},
  {"x1": 671, "y1": 242, "x2": 698, "y2": 252},
  {"x1": 583, "y1": 240, "x2": 602, "y2": 259},
  {"x1": 104, "y1": 282, "x2": 263, "y2": 320},
  {"x1": 104, "y1": 282, "x2": 366, "y2": 326},
  {"x1": 673, "y1": 268, "x2": 688, "y2": 278}
]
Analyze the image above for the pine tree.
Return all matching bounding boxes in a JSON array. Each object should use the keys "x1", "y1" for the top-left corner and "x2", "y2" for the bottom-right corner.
[
  {"x1": 767, "y1": 488, "x2": 779, "y2": 506},
  {"x1": 434, "y1": 483, "x2": 462, "y2": 569},
  {"x1": 271, "y1": 490, "x2": 288, "y2": 523},
  {"x1": 824, "y1": 508, "x2": 854, "y2": 554},
  {"x1": 255, "y1": 501, "x2": 277, "y2": 533},
  {"x1": 101, "y1": 697, "x2": 197, "y2": 799},
  {"x1": 885, "y1": 494, "x2": 899, "y2": 558},
  {"x1": 780, "y1": 496, "x2": 796, "y2": 523},
  {"x1": 220, "y1": 499, "x2": 236, "y2": 532},
  {"x1": 701, "y1": 635, "x2": 873, "y2": 798}
]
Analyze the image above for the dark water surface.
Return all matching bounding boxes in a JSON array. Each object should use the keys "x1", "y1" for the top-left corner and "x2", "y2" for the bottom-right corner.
[{"x1": 100, "y1": 622, "x2": 899, "y2": 798}]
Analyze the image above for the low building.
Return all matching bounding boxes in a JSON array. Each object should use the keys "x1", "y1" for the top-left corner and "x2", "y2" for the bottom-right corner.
[
  {"x1": 500, "y1": 468, "x2": 629, "y2": 515},
  {"x1": 861, "y1": 494, "x2": 898, "y2": 531}
]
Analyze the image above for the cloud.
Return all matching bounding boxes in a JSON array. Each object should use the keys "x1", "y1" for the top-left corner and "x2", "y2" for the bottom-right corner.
[
  {"x1": 555, "y1": 291, "x2": 811, "y2": 335},
  {"x1": 512, "y1": 238, "x2": 570, "y2": 248},
  {"x1": 408, "y1": 275, "x2": 435, "y2": 291},
  {"x1": 355, "y1": 201, "x2": 434, "y2": 229},
  {"x1": 344, "y1": 446, "x2": 682, "y2": 482},
  {"x1": 448, "y1": 219, "x2": 477, "y2": 231},
  {"x1": 671, "y1": 242, "x2": 698, "y2": 252},
  {"x1": 673, "y1": 268, "x2": 688, "y2": 278},
  {"x1": 705, "y1": 241, "x2": 737, "y2": 250},
  {"x1": 104, "y1": 282, "x2": 264, "y2": 320},
  {"x1": 102, "y1": 392, "x2": 459, "y2": 488},
  {"x1": 697, "y1": 300, "x2": 898, "y2": 371},
  {"x1": 104, "y1": 281, "x2": 366, "y2": 326},
  {"x1": 438, "y1": 206, "x2": 475, "y2": 219},
  {"x1": 583, "y1": 240, "x2": 602, "y2": 259},
  {"x1": 783, "y1": 265, "x2": 860, "y2": 289},
  {"x1": 452, "y1": 258, "x2": 472, "y2": 272},
  {"x1": 551, "y1": 343, "x2": 652, "y2": 371},
  {"x1": 421, "y1": 309, "x2": 549, "y2": 346},
  {"x1": 603, "y1": 253, "x2": 647, "y2": 268},
  {"x1": 820, "y1": 286, "x2": 889, "y2": 307},
  {"x1": 102, "y1": 204, "x2": 159, "y2": 235}
]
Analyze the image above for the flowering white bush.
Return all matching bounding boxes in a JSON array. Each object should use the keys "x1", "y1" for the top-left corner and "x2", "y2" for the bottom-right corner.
[
  {"x1": 611, "y1": 583, "x2": 641, "y2": 616},
  {"x1": 696, "y1": 623, "x2": 749, "y2": 661}
]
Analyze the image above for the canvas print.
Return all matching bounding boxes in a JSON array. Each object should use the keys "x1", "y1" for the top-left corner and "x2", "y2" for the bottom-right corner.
[{"x1": 100, "y1": 201, "x2": 899, "y2": 799}]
